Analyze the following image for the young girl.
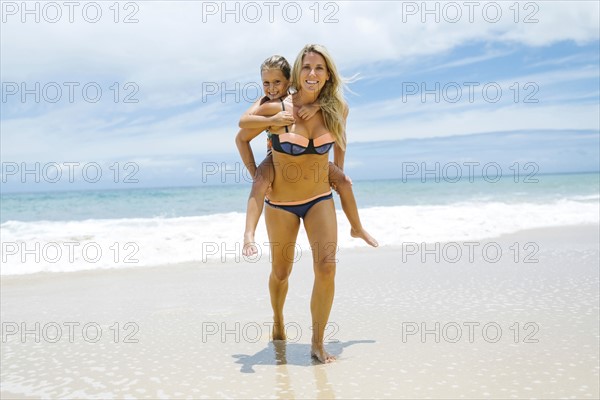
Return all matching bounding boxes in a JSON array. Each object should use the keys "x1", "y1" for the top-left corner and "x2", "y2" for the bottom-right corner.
[{"x1": 235, "y1": 55, "x2": 377, "y2": 256}]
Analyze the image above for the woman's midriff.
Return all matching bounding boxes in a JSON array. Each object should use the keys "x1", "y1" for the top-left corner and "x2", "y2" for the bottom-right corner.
[{"x1": 269, "y1": 152, "x2": 331, "y2": 203}]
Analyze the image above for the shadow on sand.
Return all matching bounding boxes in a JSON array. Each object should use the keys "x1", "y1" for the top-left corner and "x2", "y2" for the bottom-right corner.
[{"x1": 232, "y1": 339, "x2": 375, "y2": 373}]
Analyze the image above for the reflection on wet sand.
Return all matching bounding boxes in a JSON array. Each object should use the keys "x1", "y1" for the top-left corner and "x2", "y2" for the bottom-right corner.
[
  {"x1": 273, "y1": 340, "x2": 295, "y2": 399},
  {"x1": 313, "y1": 361, "x2": 335, "y2": 399},
  {"x1": 232, "y1": 338, "x2": 375, "y2": 398},
  {"x1": 271, "y1": 340, "x2": 338, "y2": 399},
  {"x1": 232, "y1": 340, "x2": 375, "y2": 373}
]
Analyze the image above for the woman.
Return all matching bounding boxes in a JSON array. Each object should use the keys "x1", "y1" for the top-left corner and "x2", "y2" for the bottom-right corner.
[
  {"x1": 237, "y1": 55, "x2": 377, "y2": 257},
  {"x1": 236, "y1": 44, "x2": 348, "y2": 363}
]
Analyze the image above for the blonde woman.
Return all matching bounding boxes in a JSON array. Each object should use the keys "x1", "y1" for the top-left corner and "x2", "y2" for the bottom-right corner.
[
  {"x1": 236, "y1": 45, "x2": 359, "y2": 363},
  {"x1": 237, "y1": 56, "x2": 377, "y2": 257}
]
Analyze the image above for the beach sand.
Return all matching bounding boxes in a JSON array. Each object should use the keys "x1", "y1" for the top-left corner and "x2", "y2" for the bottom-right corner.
[{"x1": 1, "y1": 224, "x2": 599, "y2": 399}]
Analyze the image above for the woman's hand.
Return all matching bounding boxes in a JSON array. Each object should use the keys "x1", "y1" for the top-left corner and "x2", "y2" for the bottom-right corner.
[
  {"x1": 330, "y1": 169, "x2": 353, "y2": 193},
  {"x1": 269, "y1": 111, "x2": 295, "y2": 126},
  {"x1": 297, "y1": 103, "x2": 320, "y2": 120}
]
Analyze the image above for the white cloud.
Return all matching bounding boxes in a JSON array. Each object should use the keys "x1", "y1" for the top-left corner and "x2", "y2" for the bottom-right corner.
[
  {"x1": 344, "y1": 62, "x2": 600, "y2": 143},
  {"x1": 1, "y1": 1, "x2": 599, "y2": 162},
  {"x1": 348, "y1": 103, "x2": 600, "y2": 143},
  {"x1": 3, "y1": 1, "x2": 598, "y2": 80}
]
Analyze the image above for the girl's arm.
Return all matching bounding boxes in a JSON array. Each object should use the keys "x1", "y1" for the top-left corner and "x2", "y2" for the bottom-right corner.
[
  {"x1": 238, "y1": 98, "x2": 265, "y2": 129},
  {"x1": 239, "y1": 100, "x2": 294, "y2": 129},
  {"x1": 297, "y1": 101, "x2": 321, "y2": 120}
]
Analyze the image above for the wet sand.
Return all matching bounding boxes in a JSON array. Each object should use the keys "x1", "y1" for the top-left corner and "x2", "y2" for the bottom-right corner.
[{"x1": 1, "y1": 225, "x2": 599, "y2": 399}]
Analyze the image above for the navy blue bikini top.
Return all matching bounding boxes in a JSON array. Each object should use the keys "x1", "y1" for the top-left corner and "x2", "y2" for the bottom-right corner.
[{"x1": 270, "y1": 99, "x2": 335, "y2": 156}]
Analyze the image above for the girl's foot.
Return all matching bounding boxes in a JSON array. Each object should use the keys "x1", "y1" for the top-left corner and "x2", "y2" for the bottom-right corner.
[
  {"x1": 242, "y1": 232, "x2": 258, "y2": 256},
  {"x1": 350, "y1": 227, "x2": 379, "y2": 247}
]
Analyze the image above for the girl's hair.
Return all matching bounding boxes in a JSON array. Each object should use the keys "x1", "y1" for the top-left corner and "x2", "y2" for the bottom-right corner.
[
  {"x1": 260, "y1": 55, "x2": 291, "y2": 80},
  {"x1": 291, "y1": 44, "x2": 347, "y2": 150}
]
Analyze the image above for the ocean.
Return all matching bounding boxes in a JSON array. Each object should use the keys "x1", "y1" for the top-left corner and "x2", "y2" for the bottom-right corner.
[{"x1": 1, "y1": 172, "x2": 598, "y2": 275}]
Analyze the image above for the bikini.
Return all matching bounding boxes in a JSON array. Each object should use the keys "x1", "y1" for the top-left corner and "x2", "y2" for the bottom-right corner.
[{"x1": 265, "y1": 98, "x2": 336, "y2": 219}]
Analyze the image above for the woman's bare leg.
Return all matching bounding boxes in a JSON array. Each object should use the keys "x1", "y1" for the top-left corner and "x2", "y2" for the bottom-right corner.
[
  {"x1": 303, "y1": 198, "x2": 337, "y2": 363},
  {"x1": 328, "y1": 163, "x2": 378, "y2": 247},
  {"x1": 243, "y1": 155, "x2": 275, "y2": 256},
  {"x1": 264, "y1": 204, "x2": 301, "y2": 340}
]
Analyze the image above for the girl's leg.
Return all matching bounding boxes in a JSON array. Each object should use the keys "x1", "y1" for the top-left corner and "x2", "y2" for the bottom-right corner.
[
  {"x1": 328, "y1": 163, "x2": 378, "y2": 247},
  {"x1": 264, "y1": 204, "x2": 301, "y2": 340},
  {"x1": 243, "y1": 155, "x2": 275, "y2": 256},
  {"x1": 303, "y1": 199, "x2": 338, "y2": 363}
]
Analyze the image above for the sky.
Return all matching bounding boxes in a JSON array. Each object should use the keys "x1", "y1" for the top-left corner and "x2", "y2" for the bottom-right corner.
[{"x1": 1, "y1": 0, "x2": 599, "y2": 191}]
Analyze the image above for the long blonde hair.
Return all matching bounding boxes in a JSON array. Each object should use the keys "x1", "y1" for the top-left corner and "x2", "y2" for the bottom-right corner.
[{"x1": 291, "y1": 44, "x2": 347, "y2": 150}]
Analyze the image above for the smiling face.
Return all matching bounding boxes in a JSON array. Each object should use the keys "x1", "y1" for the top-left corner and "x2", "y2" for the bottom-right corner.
[
  {"x1": 261, "y1": 69, "x2": 290, "y2": 101},
  {"x1": 299, "y1": 52, "x2": 330, "y2": 95}
]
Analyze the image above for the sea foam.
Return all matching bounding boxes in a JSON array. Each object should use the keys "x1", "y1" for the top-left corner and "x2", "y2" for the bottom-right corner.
[{"x1": 1, "y1": 200, "x2": 597, "y2": 275}]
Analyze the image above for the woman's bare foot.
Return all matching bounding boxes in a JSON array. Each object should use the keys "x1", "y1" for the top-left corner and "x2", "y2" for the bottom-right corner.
[
  {"x1": 272, "y1": 321, "x2": 286, "y2": 341},
  {"x1": 311, "y1": 343, "x2": 335, "y2": 363},
  {"x1": 242, "y1": 232, "x2": 258, "y2": 256},
  {"x1": 350, "y1": 227, "x2": 379, "y2": 247}
]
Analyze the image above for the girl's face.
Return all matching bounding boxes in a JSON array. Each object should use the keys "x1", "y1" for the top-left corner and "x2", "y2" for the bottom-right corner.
[
  {"x1": 261, "y1": 69, "x2": 290, "y2": 100},
  {"x1": 299, "y1": 51, "x2": 330, "y2": 95}
]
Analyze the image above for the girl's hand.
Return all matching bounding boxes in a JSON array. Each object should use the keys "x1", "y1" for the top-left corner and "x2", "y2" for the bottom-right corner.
[
  {"x1": 297, "y1": 103, "x2": 320, "y2": 120},
  {"x1": 270, "y1": 111, "x2": 295, "y2": 126}
]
